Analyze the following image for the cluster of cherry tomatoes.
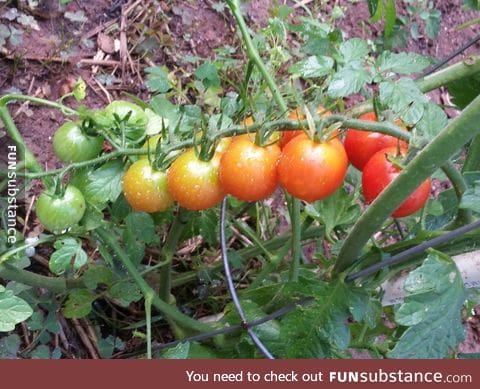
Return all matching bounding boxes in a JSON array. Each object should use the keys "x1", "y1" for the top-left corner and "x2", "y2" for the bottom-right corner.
[
  {"x1": 36, "y1": 103, "x2": 433, "y2": 233},
  {"x1": 124, "y1": 109, "x2": 432, "y2": 218}
]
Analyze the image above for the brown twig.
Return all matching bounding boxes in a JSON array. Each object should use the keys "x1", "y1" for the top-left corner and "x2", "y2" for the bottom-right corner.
[{"x1": 71, "y1": 319, "x2": 99, "y2": 359}]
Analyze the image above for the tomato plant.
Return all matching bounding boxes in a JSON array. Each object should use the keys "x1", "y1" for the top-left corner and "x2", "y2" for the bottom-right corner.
[
  {"x1": 362, "y1": 147, "x2": 432, "y2": 217},
  {"x1": 167, "y1": 149, "x2": 225, "y2": 210},
  {"x1": 53, "y1": 121, "x2": 104, "y2": 163},
  {"x1": 122, "y1": 159, "x2": 173, "y2": 213},
  {"x1": 278, "y1": 134, "x2": 348, "y2": 202},
  {"x1": 35, "y1": 185, "x2": 86, "y2": 232},
  {"x1": 219, "y1": 136, "x2": 281, "y2": 202},
  {"x1": 344, "y1": 112, "x2": 409, "y2": 171},
  {"x1": 1, "y1": 0, "x2": 480, "y2": 363}
]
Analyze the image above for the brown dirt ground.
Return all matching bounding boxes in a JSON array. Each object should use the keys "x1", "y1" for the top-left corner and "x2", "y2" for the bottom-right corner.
[{"x1": 1, "y1": 0, "x2": 479, "y2": 357}]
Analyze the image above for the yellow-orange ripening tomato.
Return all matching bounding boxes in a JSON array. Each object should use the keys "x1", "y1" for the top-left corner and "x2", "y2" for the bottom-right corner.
[
  {"x1": 167, "y1": 149, "x2": 225, "y2": 211},
  {"x1": 280, "y1": 106, "x2": 334, "y2": 149},
  {"x1": 278, "y1": 134, "x2": 348, "y2": 202},
  {"x1": 122, "y1": 159, "x2": 173, "y2": 213},
  {"x1": 219, "y1": 136, "x2": 281, "y2": 202}
]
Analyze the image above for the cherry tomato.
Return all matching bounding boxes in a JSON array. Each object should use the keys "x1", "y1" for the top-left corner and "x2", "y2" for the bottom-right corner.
[
  {"x1": 278, "y1": 134, "x2": 348, "y2": 202},
  {"x1": 280, "y1": 106, "x2": 334, "y2": 149},
  {"x1": 123, "y1": 159, "x2": 173, "y2": 213},
  {"x1": 219, "y1": 136, "x2": 281, "y2": 202},
  {"x1": 344, "y1": 112, "x2": 408, "y2": 171},
  {"x1": 167, "y1": 149, "x2": 225, "y2": 210},
  {"x1": 53, "y1": 121, "x2": 104, "y2": 163},
  {"x1": 362, "y1": 147, "x2": 431, "y2": 218},
  {"x1": 36, "y1": 185, "x2": 86, "y2": 232}
]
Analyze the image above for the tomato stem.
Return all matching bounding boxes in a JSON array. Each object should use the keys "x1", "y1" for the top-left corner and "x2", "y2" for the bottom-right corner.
[
  {"x1": 158, "y1": 207, "x2": 190, "y2": 303},
  {"x1": 288, "y1": 196, "x2": 302, "y2": 282},
  {"x1": 95, "y1": 228, "x2": 213, "y2": 334}
]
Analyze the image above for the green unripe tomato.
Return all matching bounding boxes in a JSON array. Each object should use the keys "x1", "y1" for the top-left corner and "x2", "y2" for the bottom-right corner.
[
  {"x1": 105, "y1": 100, "x2": 148, "y2": 128},
  {"x1": 36, "y1": 185, "x2": 86, "y2": 232},
  {"x1": 53, "y1": 122, "x2": 104, "y2": 163}
]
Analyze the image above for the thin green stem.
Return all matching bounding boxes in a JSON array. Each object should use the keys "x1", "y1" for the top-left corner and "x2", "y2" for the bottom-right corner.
[
  {"x1": 158, "y1": 207, "x2": 189, "y2": 302},
  {"x1": 0, "y1": 94, "x2": 78, "y2": 115},
  {"x1": 0, "y1": 263, "x2": 83, "y2": 293},
  {"x1": 95, "y1": 228, "x2": 212, "y2": 334},
  {"x1": 442, "y1": 161, "x2": 472, "y2": 227},
  {"x1": 145, "y1": 293, "x2": 153, "y2": 359},
  {"x1": 0, "y1": 104, "x2": 53, "y2": 188},
  {"x1": 334, "y1": 94, "x2": 480, "y2": 275},
  {"x1": 0, "y1": 235, "x2": 56, "y2": 265},
  {"x1": 226, "y1": 0, "x2": 288, "y2": 113},
  {"x1": 288, "y1": 197, "x2": 302, "y2": 282}
]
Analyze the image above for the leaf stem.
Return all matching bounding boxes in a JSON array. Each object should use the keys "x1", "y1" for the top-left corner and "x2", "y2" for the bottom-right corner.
[{"x1": 226, "y1": 0, "x2": 288, "y2": 113}]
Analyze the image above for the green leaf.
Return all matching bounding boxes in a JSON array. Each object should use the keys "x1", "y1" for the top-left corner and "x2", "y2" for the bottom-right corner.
[
  {"x1": 377, "y1": 51, "x2": 431, "y2": 75},
  {"x1": 414, "y1": 103, "x2": 448, "y2": 144},
  {"x1": 145, "y1": 66, "x2": 173, "y2": 93},
  {"x1": 339, "y1": 38, "x2": 369, "y2": 63},
  {"x1": 446, "y1": 72, "x2": 480, "y2": 109},
  {"x1": 420, "y1": 9, "x2": 441, "y2": 40},
  {"x1": 161, "y1": 342, "x2": 190, "y2": 359},
  {"x1": 123, "y1": 228, "x2": 145, "y2": 266},
  {"x1": 125, "y1": 212, "x2": 158, "y2": 245},
  {"x1": 384, "y1": 0, "x2": 396, "y2": 37},
  {"x1": 195, "y1": 62, "x2": 220, "y2": 89},
  {"x1": 49, "y1": 238, "x2": 88, "y2": 275},
  {"x1": 388, "y1": 252, "x2": 466, "y2": 358},
  {"x1": 425, "y1": 189, "x2": 457, "y2": 230},
  {"x1": 83, "y1": 265, "x2": 113, "y2": 289},
  {"x1": 369, "y1": 0, "x2": 383, "y2": 22},
  {"x1": 224, "y1": 300, "x2": 281, "y2": 354},
  {"x1": 304, "y1": 187, "x2": 360, "y2": 238},
  {"x1": 0, "y1": 334, "x2": 21, "y2": 358},
  {"x1": 279, "y1": 280, "x2": 370, "y2": 358},
  {"x1": 70, "y1": 160, "x2": 125, "y2": 208},
  {"x1": 0, "y1": 286, "x2": 33, "y2": 332},
  {"x1": 63, "y1": 289, "x2": 96, "y2": 319},
  {"x1": 379, "y1": 77, "x2": 427, "y2": 124},
  {"x1": 460, "y1": 180, "x2": 480, "y2": 213},
  {"x1": 108, "y1": 280, "x2": 142, "y2": 307},
  {"x1": 463, "y1": 0, "x2": 480, "y2": 10},
  {"x1": 186, "y1": 209, "x2": 218, "y2": 245},
  {"x1": 328, "y1": 61, "x2": 373, "y2": 98},
  {"x1": 97, "y1": 335, "x2": 125, "y2": 358},
  {"x1": 289, "y1": 55, "x2": 334, "y2": 78}
]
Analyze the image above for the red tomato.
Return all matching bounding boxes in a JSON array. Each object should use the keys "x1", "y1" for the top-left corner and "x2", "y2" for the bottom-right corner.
[
  {"x1": 277, "y1": 134, "x2": 348, "y2": 202},
  {"x1": 122, "y1": 159, "x2": 173, "y2": 213},
  {"x1": 219, "y1": 136, "x2": 281, "y2": 202},
  {"x1": 280, "y1": 106, "x2": 334, "y2": 149},
  {"x1": 344, "y1": 112, "x2": 408, "y2": 171},
  {"x1": 167, "y1": 149, "x2": 225, "y2": 211},
  {"x1": 362, "y1": 147, "x2": 431, "y2": 218}
]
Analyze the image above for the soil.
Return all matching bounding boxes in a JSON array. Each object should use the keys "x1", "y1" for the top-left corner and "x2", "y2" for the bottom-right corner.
[{"x1": 1, "y1": 0, "x2": 479, "y2": 357}]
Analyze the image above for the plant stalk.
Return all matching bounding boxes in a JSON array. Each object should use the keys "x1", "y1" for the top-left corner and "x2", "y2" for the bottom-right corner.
[{"x1": 95, "y1": 228, "x2": 212, "y2": 334}]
